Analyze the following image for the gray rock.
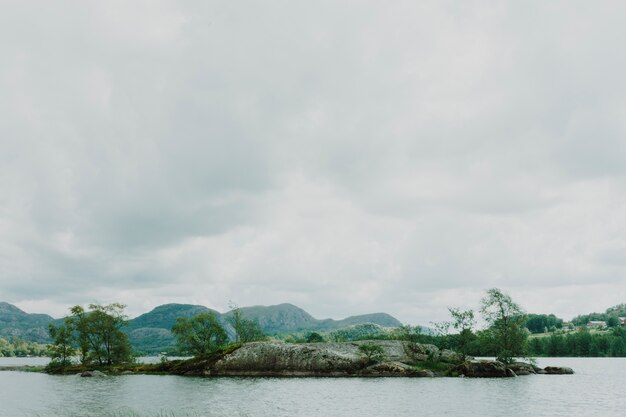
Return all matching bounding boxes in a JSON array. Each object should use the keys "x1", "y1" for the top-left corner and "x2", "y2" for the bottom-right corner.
[
  {"x1": 211, "y1": 340, "x2": 446, "y2": 376},
  {"x1": 543, "y1": 366, "x2": 574, "y2": 375},
  {"x1": 362, "y1": 361, "x2": 416, "y2": 376},
  {"x1": 508, "y1": 362, "x2": 537, "y2": 376},
  {"x1": 452, "y1": 360, "x2": 512, "y2": 378},
  {"x1": 414, "y1": 369, "x2": 435, "y2": 377},
  {"x1": 506, "y1": 368, "x2": 517, "y2": 377},
  {"x1": 214, "y1": 341, "x2": 362, "y2": 375}
]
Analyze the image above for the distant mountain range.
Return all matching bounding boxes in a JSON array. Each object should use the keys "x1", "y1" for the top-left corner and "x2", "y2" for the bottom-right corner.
[{"x1": 0, "y1": 301, "x2": 402, "y2": 353}]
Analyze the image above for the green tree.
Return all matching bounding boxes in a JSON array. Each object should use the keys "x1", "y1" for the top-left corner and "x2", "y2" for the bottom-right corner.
[
  {"x1": 47, "y1": 319, "x2": 75, "y2": 368},
  {"x1": 306, "y1": 332, "x2": 325, "y2": 343},
  {"x1": 607, "y1": 316, "x2": 620, "y2": 328},
  {"x1": 172, "y1": 311, "x2": 227, "y2": 356},
  {"x1": 69, "y1": 305, "x2": 90, "y2": 364},
  {"x1": 448, "y1": 307, "x2": 476, "y2": 360},
  {"x1": 69, "y1": 303, "x2": 133, "y2": 366},
  {"x1": 358, "y1": 343, "x2": 386, "y2": 364},
  {"x1": 480, "y1": 288, "x2": 528, "y2": 364},
  {"x1": 526, "y1": 314, "x2": 564, "y2": 334},
  {"x1": 227, "y1": 302, "x2": 266, "y2": 343}
]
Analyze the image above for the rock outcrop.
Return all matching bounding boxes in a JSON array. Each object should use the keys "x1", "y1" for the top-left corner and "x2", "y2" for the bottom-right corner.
[
  {"x1": 543, "y1": 366, "x2": 574, "y2": 375},
  {"x1": 151, "y1": 341, "x2": 574, "y2": 378},
  {"x1": 201, "y1": 340, "x2": 441, "y2": 377},
  {"x1": 508, "y1": 362, "x2": 539, "y2": 375},
  {"x1": 451, "y1": 360, "x2": 574, "y2": 378},
  {"x1": 452, "y1": 360, "x2": 511, "y2": 378},
  {"x1": 213, "y1": 341, "x2": 361, "y2": 375}
]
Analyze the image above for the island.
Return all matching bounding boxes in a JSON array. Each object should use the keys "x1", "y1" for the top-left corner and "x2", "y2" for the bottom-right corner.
[{"x1": 73, "y1": 340, "x2": 573, "y2": 378}]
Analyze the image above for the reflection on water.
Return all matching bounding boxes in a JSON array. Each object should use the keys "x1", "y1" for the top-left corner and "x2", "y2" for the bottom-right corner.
[{"x1": 0, "y1": 358, "x2": 625, "y2": 417}]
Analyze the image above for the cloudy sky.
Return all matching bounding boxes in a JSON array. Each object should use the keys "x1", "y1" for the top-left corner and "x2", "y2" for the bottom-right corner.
[{"x1": 1, "y1": 1, "x2": 625, "y2": 325}]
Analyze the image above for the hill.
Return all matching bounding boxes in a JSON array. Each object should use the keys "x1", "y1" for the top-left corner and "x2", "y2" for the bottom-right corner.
[
  {"x1": 125, "y1": 303, "x2": 219, "y2": 354},
  {"x1": 221, "y1": 304, "x2": 403, "y2": 335},
  {"x1": 222, "y1": 303, "x2": 317, "y2": 334},
  {"x1": 0, "y1": 301, "x2": 403, "y2": 354},
  {"x1": 0, "y1": 302, "x2": 55, "y2": 343}
]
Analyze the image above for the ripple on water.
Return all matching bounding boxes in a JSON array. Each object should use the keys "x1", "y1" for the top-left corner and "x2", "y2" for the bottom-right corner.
[{"x1": 0, "y1": 358, "x2": 625, "y2": 417}]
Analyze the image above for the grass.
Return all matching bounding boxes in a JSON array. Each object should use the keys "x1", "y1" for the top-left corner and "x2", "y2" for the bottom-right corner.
[{"x1": 413, "y1": 360, "x2": 454, "y2": 375}]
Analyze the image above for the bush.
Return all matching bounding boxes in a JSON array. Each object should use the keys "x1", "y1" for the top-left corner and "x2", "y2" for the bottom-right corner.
[{"x1": 358, "y1": 343, "x2": 386, "y2": 364}]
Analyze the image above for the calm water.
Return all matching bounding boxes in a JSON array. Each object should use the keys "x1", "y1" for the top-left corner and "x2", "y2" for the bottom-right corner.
[{"x1": 0, "y1": 358, "x2": 624, "y2": 417}]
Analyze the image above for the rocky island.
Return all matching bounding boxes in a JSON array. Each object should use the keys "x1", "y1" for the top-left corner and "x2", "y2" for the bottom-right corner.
[{"x1": 129, "y1": 340, "x2": 573, "y2": 378}]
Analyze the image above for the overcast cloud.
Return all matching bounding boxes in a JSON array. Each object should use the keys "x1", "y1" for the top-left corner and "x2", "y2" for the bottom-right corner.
[{"x1": 1, "y1": 1, "x2": 625, "y2": 324}]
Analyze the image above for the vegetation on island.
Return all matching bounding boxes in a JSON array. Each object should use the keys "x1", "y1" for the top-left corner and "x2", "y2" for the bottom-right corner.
[
  {"x1": 479, "y1": 288, "x2": 528, "y2": 364},
  {"x1": 358, "y1": 343, "x2": 386, "y2": 364},
  {"x1": 46, "y1": 303, "x2": 134, "y2": 372},
  {"x1": 226, "y1": 302, "x2": 267, "y2": 344},
  {"x1": 171, "y1": 311, "x2": 228, "y2": 356},
  {"x1": 44, "y1": 303, "x2": 267, "y2": 375}
]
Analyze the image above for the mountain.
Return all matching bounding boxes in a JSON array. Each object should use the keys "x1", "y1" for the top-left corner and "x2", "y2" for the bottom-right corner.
[
  {"x1": 0, "y1": 302, "x2": 55, "y2": 343},
  {"x1": 125, "y1": 303, "x2": 219, "y2": 353},
  {"x1": 222, "y1": 303, "x2": 403, "y2": 335},
  {"x1": 126, "y1": 303, "x2": 216, "y2": 333},
  {"x1": 222, "y1": 303, "x2": 318, "y2": 334},
  {"x1": 0, "y1": 301, "x2": 404, "y2": 353}
]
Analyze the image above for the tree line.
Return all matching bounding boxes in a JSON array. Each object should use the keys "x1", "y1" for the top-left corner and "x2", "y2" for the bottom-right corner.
[
  {"x1": 0, "y1": 336, "x2": 48, "y2": 357},
  {"x1": 526, "y1": 327, "x2": 626, "y2": 357}
]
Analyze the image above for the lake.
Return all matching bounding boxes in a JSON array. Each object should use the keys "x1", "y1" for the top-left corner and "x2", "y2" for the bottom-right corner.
[{"x1": 0, "y1": 357, "x2": 624, "y2": 417}]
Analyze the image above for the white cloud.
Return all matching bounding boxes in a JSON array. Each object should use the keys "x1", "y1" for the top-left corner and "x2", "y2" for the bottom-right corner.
[{"x1": 1, "y1": 1, "x2": 625, "y2": 323}]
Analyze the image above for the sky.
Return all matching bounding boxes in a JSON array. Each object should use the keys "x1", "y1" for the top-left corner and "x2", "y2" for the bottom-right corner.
[{"x1": 1, "y1": 1, "x2": 625, "y2": 325}]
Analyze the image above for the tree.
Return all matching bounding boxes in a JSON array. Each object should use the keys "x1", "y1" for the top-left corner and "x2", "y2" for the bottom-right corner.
[
  {"x1": 226, "y1": 302, "x2": 266, "y2": 343},
  {"x1": 68, "y1": 303, "x2": 133, "y2": 366},
  {"x1": 69, "y1": 305, "x2": 90, "y2": 364},
  {"x1": 306, "y1": 332, "x2": 325, "y2": 343},
  {"x1": 172, "y1": 311, "x2": 227, "y2": 356},
  {"x1": 607, "y1": 316, "x2": 620, "y2": 328},
  {"x1": 448, "y1": 307, "x2": 476, "y2": 360},
  {"x1": 47, "y1": 319, "x2": 75, "y2": 368},
  {"x1": 479, "y1": 288, "x2": 528, "y2": 364},
  {"x1": 358, "y1": 343, "x2": 386, "y2": 364},
  {"x1": 526, "y1": 314, "x2": 564, "y2": 333}
]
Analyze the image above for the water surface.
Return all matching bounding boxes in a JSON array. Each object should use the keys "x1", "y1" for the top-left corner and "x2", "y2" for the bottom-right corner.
[{"x1": 0, "y1": 358, "x2": 623, "y2": 417}]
